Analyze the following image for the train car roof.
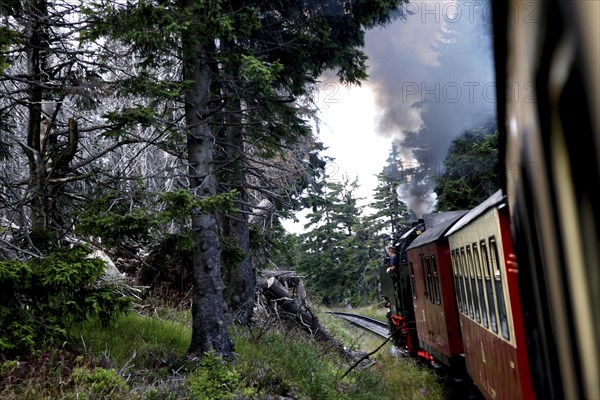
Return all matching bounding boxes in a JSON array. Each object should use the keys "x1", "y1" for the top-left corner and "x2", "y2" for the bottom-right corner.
[
  {"x1": 445, "y1": 190, "x2": 505, "y2": 237},
  {"x1": 423, "y1": 211, "x2": 467, "y2": 230},
  {"x1": 407, "y1": 210, "x2": 468, "y2": 249},
  {"x1": 399, "y1": 225, "x2": 418, "y2": 240}
]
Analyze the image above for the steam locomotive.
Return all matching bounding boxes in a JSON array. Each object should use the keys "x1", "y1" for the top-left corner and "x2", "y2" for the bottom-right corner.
[
  {"x1": 381, "y1": 190, "x2": 533, "y2": 398},
  {"x1": 380, "y1": 1, "x2": 599, "y2": 399}
]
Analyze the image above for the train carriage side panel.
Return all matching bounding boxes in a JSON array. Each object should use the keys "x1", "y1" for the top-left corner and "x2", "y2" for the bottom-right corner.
[
  {"x1": 493, "y1": 0, "x2": 600, "y2": 398},
  {"x1": 447, "y1": 191, "x2": 534, "y2": 400},
  {"x1": 497, "y1": 202, "x2": 535, "y2": 400},
  {"x1": 408, "y1": 241, "x2": 464, "y2": 368},
  {"x1": 407, "y1": 211, "x2": 467, "y2": 368}
]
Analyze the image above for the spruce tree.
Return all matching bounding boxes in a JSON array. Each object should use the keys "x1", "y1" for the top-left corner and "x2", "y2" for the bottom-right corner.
[
  {"x1": 435, "y1": 128, "x2": 499, "y2": 210},
  {"x1": 297, "y1": 174, "x2": 375, "y2": 305},
  {"x1": 366, "y1": 143, "x2": 411, "y2": 240},
  {"x1": 47, "y1": 0, "x2": 404, "y2": 359}
]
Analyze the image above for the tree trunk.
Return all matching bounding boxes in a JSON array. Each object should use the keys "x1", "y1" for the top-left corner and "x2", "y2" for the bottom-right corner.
[
  {"x1": 218, "y1": 55, "x2": 255, "y2": 324},
  {"x1": 22, "y1": 1, "x2": 79, "y2": 242},
  {"x1": 24, "y1": 0, "x2": 48, "y2": 232},
  {"x1": 181, "y1": 8, "x2": 233, "y2": 359},
  {"x1": 220, "y1": 183, "x2": 255, "y2": 324}
]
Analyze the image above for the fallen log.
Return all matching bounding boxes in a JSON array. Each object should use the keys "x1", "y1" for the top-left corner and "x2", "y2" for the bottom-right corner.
[
  {"x1": 257, "y1": 272, "x2": 365, "y2": 362},
  {"x1": 258, "y1": 276, "x2": 330, "y2": 341}
]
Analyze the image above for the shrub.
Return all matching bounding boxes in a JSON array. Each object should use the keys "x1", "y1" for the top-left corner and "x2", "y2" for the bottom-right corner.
[
  {"x1": 187, "y1": 351, "x2": 256, "y2": 400},
  {"x1": 0, "y1": 245, "x2": 131, "y2": 358},
  {"x1": 70, "y1": 366, "x2": 130, "y2": 399}
]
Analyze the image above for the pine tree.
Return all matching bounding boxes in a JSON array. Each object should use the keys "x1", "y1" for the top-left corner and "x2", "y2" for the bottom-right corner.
[
  {"x1": 435, "y1": 128, "x2": 499, "y2": 210},
  {"x1": 297, "y1": 174, "x2": 376, "y2": 305},
  {"x1": 82, "y1": 0, "x2": 400, "y2": 359},
  {"x1": 0, "y1": 0, "x2": 406, "y2": 359},
  {"x1": 366, "y1": 143, "x2": 411, "y2": 241}
]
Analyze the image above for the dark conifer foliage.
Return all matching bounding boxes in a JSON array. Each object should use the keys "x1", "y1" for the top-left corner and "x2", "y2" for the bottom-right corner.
[
  {"x1": 296, "y1": 175, "x2": 375, "y2": 305},
  {"x1": 435, "y1": 127, "x2": 500, "y2": 211},
  {"x1": 366, "y1": 143, "x2": 411, "y2": 239},
  {"x1": 1, "y1": 0, "x2": 406, "y2": 360}
]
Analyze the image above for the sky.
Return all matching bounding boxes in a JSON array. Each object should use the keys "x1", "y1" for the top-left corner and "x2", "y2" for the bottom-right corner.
[
  {"x1": 310, "y1": 82, "x2": 390, "y2": 203},
  {"x1": 280, "y1": 83, "x2": 390, "y2": 234},
  {"x1": 282, "y1": 0, "x2": 496, "y2": 234}
]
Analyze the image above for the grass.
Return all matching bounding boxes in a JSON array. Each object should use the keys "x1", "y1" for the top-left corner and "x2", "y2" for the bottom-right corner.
[
  {"x1": 1, "y1": 303, "x2": 446, "y2": 400},
  {"x1": 316, "y1": 306, "x2": 447, "y2": 400},
  {"x1": 73, "y1": 313, "x2": 192, "y2": 370},
  {"x1": 316, "y1": 309, "x2": 388, "y2": 354},
  {"x1": 340, "y1": 303, "x2": 390, "y2": 322}
]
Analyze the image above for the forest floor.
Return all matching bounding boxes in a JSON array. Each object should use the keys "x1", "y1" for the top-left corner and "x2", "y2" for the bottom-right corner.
[{"x1": 0, "y1": 298, "x2": 446, "y2": 399}]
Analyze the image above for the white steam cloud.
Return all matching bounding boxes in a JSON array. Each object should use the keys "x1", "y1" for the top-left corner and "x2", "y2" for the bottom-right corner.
[{"x1": 366, "y1": 0, "x2": 496, "y2": 217}]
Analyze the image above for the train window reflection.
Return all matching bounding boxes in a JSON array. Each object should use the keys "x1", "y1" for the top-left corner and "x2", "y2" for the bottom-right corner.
[
  {"x1": 467, "y1": 245, "x2": 481, "y2": 323},
  {"x1": 425, "y1": 256, "x2": 434, "y2": 304},
  {"x1": 420, "y1": 255, "x2": 428, "y2": 299},
  {"x1": 451, "y1": 249, "x2": 463, "y2": 312},
  {"x1": 473, "y1": 243, "x2": 489, "y2": 328},
  {"x1": 409, "y1": 260, "x2": 417, "y2": 300},
  {"x1": 461, "y1": 247, "x2": 474, "y2": 318},
  {"x1": 490, "y1": 237, "x2": 510, "y2": 340},
  {"x1": 432, "y1": 256, "x2": 441, "y2": 304},
  {"x1": 457, "y1": 249, "x2": 468, "y2": 315},
  {"x1": 481, "y1": 240, "x2": 498, "y2": 334}
]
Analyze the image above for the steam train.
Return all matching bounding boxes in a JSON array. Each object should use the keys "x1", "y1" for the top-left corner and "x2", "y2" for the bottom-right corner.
[
  {"x1": 381, "y1": 190, "x2": 532, "y2": 399},
  {"x1": 380, "y1": 1, "x2": 599, "y2": 399}
]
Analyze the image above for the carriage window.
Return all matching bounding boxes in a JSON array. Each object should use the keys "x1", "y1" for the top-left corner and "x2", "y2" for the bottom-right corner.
[
  {"x1": 473, "y1": 243, "x2": 489, "y2": 328},
  {"x1": 432, "y1": 256, "x2": 441, "y2": 304},
  {"x1": 467, "y1": 245, "x2": 481, "y2": 323},
  {"x1": 461, "y1": 247, "x2": 474, "y2": 318},
  {"x1": 409, "y1": 260, "x2": 417, "y2": 300},
  {"x1": 452, "y1": 250, "x2": 463, "y2": 312},
  {"x1": 490, "y1": 237, "x2": 510, "y2": 340},
  {"x1": 421, "y1": 255, "x2": 429, "y2": 299},
  {"x1": 456, "y1": 249, "x2": 467, "y2": 315},
  {"x1": 481, "y1": 240, "x2": 498, "y2": 334},
  {"x1": 425, "y1": 256, "x2": 434, "y2": 304}
]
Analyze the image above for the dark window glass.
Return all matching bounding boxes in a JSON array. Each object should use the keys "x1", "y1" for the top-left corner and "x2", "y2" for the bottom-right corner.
[
  {"x1": 452, "y1": 250, "x2": 463, "y2": 312},
  {"x1": 461, "y1": 248, "x2": 474, "y2": 318},
  {"x1": 467, "y1": 245, "x2": 481, "y2": 323},
  {"x1": 481, "y1": 240, "x2": 498, "y2": 333},
  {"x1": 421, "y1": 255, "x2": 429, "y2": 300},
  {"x1": 473, "y1": 243, "x2": 489, "y2": 328},
  {"x1": 425, "y1": 256, "x2": 434, "y2": 304},
  {"x1": 490, "y1": 238, "x2": 510, "y2": 340},
  {"x1": 432, "y1": 256, "x2": 441, "y2": 304},
  {"x1": 410, "y1": 260, "x2": 417, "y2": 299}
]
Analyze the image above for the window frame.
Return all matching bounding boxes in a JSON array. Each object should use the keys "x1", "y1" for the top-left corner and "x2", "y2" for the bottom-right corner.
[
  {"x1": 481, "y1": 240, "x2": 498, "y2": 334},
  {"x1": 489, "y1": 237, "x2": 510, "y2": 340},
  {"x1": 473, "y1": 243, "x2": 489, "y2": 328},
  {"x1": 409, "y1": 259, "x2": 417, "y2": 300},
  {"x1": 451, "y1": 249, "x2": 463, "y2": 313},
  {"x1": 431, "y1": 255, "x2": 441, "y2": 304},
  {"x1": 466, "y1": 244, "x2": 481, "y2": 323},
  {"x1": 460, "y1": 247, "x2": 474, "y2": 318}
]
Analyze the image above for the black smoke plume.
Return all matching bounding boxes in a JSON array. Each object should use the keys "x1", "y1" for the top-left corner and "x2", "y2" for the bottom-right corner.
[{"x1": 366, "y1": 0, "x2": 496, "y2": 217}]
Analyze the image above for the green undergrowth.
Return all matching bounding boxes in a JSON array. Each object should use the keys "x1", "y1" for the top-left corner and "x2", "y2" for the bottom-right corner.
[
  {"x1": 232, "y1": 327, "x2": 375, "y2": 399},
  {"x1": 73, "y1": 313, "x2": 192, "y2": 370},
  {"x1": 317, "y1": 307, "x2": 388, "y2": 354},
  {"x1": 331, "y1": 303, "x2": 389, "y2": 321},
  {"x1": 316, "y1": 306, "x2": 446, "y2": 400},
  {"x1": 2, "y1": 305, "x2": 446, "y2": 399}
]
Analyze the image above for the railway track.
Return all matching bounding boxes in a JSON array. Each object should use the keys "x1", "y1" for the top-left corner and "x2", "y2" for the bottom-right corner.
[{"x1": 328, "y1": 311, "x2": 390, "y2": 338}]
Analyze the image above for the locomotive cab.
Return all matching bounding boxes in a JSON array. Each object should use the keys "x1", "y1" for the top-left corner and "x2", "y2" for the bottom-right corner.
[{"x1": 379, "y1": 220, "x2": 425, "y2": 353}]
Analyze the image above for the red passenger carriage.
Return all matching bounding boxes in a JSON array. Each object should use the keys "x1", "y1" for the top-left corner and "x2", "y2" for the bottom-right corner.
[
  {"x1": 406, "y1": 211, "x2": 466, "y2": 371},
  {"x1": 445, "y1": 191, "x2": 534, "y2": 400}
]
